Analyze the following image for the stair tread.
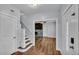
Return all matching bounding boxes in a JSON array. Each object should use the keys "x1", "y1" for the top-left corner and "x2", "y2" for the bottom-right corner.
[
  {"x1": 25, "y1": 40, "x2": 30, "y2": 43},
  {"x1": 25, "y1": 38, "x2": 29, "y2": 40},
  {"x1": 18, "y1": 43, "x2": 32, "y2": 49},
  {"x1": 25, "y1": 43, "x2": 32, "y2": 48}
]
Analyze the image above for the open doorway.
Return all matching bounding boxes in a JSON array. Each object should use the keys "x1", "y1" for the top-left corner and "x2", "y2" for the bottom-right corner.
[{"x1": 35, "y1": 23, "x2": 43, "y2": 44}]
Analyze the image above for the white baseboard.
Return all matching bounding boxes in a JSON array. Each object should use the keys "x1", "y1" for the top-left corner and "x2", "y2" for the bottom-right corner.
[{"x1": 43, "y1": 36, "x2": 56, "y2": 38}]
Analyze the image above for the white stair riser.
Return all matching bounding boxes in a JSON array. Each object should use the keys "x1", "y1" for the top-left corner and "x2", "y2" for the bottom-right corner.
[{"x1": 17, "y1": 44, "x2": 33, "y2": 52}]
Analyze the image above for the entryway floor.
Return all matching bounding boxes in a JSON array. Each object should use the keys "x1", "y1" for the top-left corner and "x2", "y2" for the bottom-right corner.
[{"x1": 15, "y1": 37, "x2": 61, "y2": 55}]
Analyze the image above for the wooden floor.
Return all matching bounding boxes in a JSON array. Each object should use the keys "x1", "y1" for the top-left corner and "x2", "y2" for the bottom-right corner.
[{"x1": 15, "y1": 37, "x2": 61, "y2": 55}]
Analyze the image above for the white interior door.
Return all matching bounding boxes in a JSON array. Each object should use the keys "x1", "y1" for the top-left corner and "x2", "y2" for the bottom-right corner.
[
  {"x1": 0, "y1": 14, "x2": 17, "y2": 55},
  {"x1": 62, "y1": 5, "x2": 78, "y2": 55},
  {"x1": 65, "y1": 5, "x2": 78, "y2": 55}
]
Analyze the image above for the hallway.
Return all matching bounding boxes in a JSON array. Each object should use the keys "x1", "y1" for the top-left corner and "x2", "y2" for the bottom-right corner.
[
  {"x1": 15, "y1": 37, "x2": 61, "y2": 55},
  {"x1": 0, "y1": 4, "x2": 79, "y2": 55}
]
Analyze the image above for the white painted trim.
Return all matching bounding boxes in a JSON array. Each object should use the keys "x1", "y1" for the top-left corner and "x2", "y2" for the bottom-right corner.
[
  {"x1": 33, "y1": 21, "x2": 35, "y2": 46},
  {"x1": 59, "y1": 49, "x2": 64, "y2": 55},
  {"x1": 25, "y1": 42, "x2": 32, "y2": 47},
  {"x1": 25, "y1": 39, "x2": 30, "y2": 42},
  {"x1": 17, "y1": 44, "x2": 33, "y2": 52},
  {"x1": 63, "y1": 4, "x2": 72, "y2": 15},
  {"x1": 56, "y1": 18, "x2": 59, "y2": 50}
]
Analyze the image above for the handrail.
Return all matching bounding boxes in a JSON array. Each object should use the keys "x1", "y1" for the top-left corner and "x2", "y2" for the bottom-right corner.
[{"x1": 20, "y1": 21, "x2": 32, "y2": 36}]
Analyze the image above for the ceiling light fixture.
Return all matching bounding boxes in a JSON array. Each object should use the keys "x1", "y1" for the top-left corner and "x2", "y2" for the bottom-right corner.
[
  {"x1": 32, "y1": 0, "x2": 38, "y2": 6},
  {"x1": 32, "y1": 4, "x2": 38, "y2": 7},
  {"x1": 28, "y1": 0, "x2": 40, "y2": 8},
  {"x1": 28, "y1": 4, "x2": 40, "y2": 8}
]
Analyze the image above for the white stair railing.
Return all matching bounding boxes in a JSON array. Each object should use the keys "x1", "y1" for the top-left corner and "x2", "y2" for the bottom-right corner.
[{"x1": 20, "y1": 21, "x2": 32, "y2": 39}]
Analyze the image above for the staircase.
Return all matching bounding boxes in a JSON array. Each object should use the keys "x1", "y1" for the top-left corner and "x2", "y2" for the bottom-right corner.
[
  {"x1": 17, "y1": 21, "x2": 33, "y2": 52},
  {"x1": 18, "y1": 38, "x2": 32, "y2": 52}
]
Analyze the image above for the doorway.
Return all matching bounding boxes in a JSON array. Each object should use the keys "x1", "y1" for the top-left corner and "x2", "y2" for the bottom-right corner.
[
  {"x1": 32, "y1": 21, "x2": 60, "y2": 55},
  {"x1": 35, "y1": 23, "x2": 43, "y2": 44}
]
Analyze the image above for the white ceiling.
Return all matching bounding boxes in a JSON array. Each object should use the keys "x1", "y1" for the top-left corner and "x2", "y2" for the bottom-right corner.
[
  {"x1": 0, "y1": 4, "x2": 61, "y2": 20},
  {"x1": 11, "y1": 4, "x2": 61, "y2": 16}
]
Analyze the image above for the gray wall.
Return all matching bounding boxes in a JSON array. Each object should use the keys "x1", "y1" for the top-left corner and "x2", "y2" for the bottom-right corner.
[
  {"x1": 57, "y1": 4, "x2": 71, "y2": 53},
  {"x1": 57, "y1": 7, "x2": 62, "y2": 51},
  {"x1": 0, "y1": 5, "x2": 20, "y2": 54},
  {"x1": 43, "y1": 22, "x2": 56, "y2": 38},
  {"x1": 59, "y1": 4, "x2": 70, "y2": 54}
]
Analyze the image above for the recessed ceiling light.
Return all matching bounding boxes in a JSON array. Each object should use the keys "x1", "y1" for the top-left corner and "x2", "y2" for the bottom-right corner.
[
  {"x1": 32, "y1": 4, "x2": 38, "y2": 7},
  {"x1": 28, "y1": 4, "x2": 40, "y2": 8}
]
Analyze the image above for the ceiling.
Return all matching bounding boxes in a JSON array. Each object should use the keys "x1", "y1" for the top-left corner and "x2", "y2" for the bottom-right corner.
[
  {"x1": 11, "y1": 4, "x2": 61, "y2": 16},
  {"x1": 0, "y1": 4, "x2": 61, "y2": 19}
]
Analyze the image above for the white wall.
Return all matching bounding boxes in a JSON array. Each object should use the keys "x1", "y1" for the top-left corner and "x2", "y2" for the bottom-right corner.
[
  {"x1": 0, "y1": 5, "x2": 21, "y2": 55},
  {"x1": 56, "y1": 4, "x2": 71, "y2": 54},
  {"x1": 43, "y1": 22, "x2": 56, "y2": 38},
  {"x1": 58, "y1": 4, "x2": 70, "y2": 54},
  {"x1": 57, "y1": 5, "x2": 62, "y2": 52},
  {"x1": 78, "y1": 5, "x2": 79, "y2": 55},
  {"x1": 21, "y1": 13, "x2": 58, "y2": 46},
  {"x1": 0, "y1": 4, "x2": 21, "y2": 49}
]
